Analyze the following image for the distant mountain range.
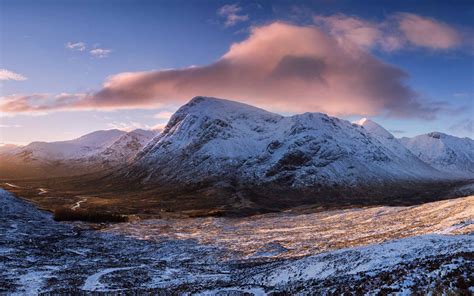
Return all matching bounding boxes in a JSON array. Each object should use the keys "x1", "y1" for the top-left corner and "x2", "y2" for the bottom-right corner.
[
  {"x1": 1, "y1": 97, "x2": 472, "y2": 214},
  {"x1": 0, "y1": 129, "x2": 156, "y2": 178},
  {"x1": 400, "y1": 132, "x2": 474, "y2": 178}
]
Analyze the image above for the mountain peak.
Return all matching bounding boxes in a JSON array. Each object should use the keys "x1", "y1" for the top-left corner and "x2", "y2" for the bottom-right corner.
[
  {"x1": 354, "y1": 118, "x2": 395, "y2": 140},
  {"x1": 354, "y1": 117, "x2": 370, "y2": 126},
  {"x1": 180, "y1": 96, "x2": 276, "y2": 117},
  {"x1": 400, "y1": 132, "x2": 474, "y2": 177},
  {"x1": 426, "y1": 132, "x2": 446, "y2": 139}
]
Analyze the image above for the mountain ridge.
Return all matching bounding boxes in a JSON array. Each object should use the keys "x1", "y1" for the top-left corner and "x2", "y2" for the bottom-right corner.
[
  {"x1": 400, "y1": 132, "x2": 474, "y2": 177},
  {"x1": 0, "y1": 129, "x2": 156, "y2": 178}
]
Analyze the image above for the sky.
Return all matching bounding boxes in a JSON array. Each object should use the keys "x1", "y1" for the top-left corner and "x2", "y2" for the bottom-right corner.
[{"x1": 0, "y1": 0, "x2": 473, "y2": 145}]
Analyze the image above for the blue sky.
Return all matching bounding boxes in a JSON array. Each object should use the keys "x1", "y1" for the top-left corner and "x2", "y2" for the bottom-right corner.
[{"x1": 1, "y1": 0, "x2": 473, "y2": 144}]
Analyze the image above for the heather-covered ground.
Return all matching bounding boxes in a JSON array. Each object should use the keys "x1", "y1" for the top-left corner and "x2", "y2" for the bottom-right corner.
[{"x1": 1, "y1": 188, "x2": 472, "y2": 294}]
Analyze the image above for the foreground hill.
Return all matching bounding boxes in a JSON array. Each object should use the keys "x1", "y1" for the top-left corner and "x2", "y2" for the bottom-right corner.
[
  {"x1": 0, "y1": 129, "x2": 156, "y2": 178},
  {"x1": 400, "y1": 132, "x2": 474, "y2": 178},
  {"x1": 1, "y1": 188, "x2": 472, "y2": 294}
]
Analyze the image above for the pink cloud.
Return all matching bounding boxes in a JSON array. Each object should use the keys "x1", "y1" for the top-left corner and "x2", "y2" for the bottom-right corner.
[
  {"x1": 314, "y1": 14, "x2": 384, "y2": 49},
  {"x1": 315, "y1": 13, "x2": 462, "y2": 51},
  {"x1": 396, "y1": 13, "x2": 461, "y2": 49},
  {"x1": 0, "y1": 69, "x2": 27, "y2": 81},
  {"x1": 0, "y1": 22, "x2": 447, "y2": 119}
]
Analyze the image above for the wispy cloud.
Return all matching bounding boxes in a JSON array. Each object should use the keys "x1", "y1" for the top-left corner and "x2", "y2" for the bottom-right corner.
[
  {"x1": 453, "y1": 92, "x2": 473, "y2": 98},
  {"x1": 0, "y1": 124, "x2": 21, "y2": 128},
  {"x1": 107, "y1": 121, "x2": 151, "y2": 131},
  {"x1": 65, "y1": 41, "x2": 86, "y2": 51},
  {"x1": 397, "y1": 13, "x2": 461, "y2": 49},
  {"x1": 217, "y1": 4, "x2": 249, "y2": 27},
  {"x1": 153, "y1": 111, "x2": 174, "y2": 121},
  {"x1": 315, "y1": 12, "x2": 463, "y2": 51},
  {"x1": 90, "y1": 48, "x2": 112, "y2": 58},
  {"x1": 449, "y1": 119, "x2": 473, "y2": 135},
  {"x1": 0, "y1": 69, "x2": 27, "y2": 81}
]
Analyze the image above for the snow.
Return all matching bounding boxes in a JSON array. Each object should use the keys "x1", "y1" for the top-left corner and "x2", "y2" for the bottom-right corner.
[
  {"x1": 15, "y1": 129, "x2": 126, "y2": 160},
  {"x1": 82, "y1": 266, "x2": 144, "y2": 291},
  {"x1": 37, "y1": 188, "x2": 47, "y2": 195},
  {"x1": 253, "y1": 233, "x2": 473, "y2": 287},
  {"x1": 133, "y1": 96, "x2": 443, "y2": 186},
  {"x1": 106, "y1": 195, "x2": 474, "y2": 258},
  {"x1": 0, "y1": 143, "x2": 19, "y2": 154},
  {"x1": 4, "y1": 182, "x2": 20, "y2": 188},
  {"x1": 400, "y1": 132, "x2": 474, "y2": 178},
  {"x1": 71, "y1": 197, "x2": 88, "y2": 210},
  {"x1": 0, "y1": 128, "x2": 157, "y2": 177},
  {"x1": 1, "y1": 188, "x2": 473, "y2": 294}
]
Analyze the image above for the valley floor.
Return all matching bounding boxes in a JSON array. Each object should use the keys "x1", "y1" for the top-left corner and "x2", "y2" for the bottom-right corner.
[{"x1": 0, "y1": 188, "x2": 473, "y2": 295}]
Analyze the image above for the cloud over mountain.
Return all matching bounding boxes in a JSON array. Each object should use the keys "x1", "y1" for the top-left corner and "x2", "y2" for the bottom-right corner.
[{"x1": 0, "y1": 20, "x2": 456, "y2": 119}]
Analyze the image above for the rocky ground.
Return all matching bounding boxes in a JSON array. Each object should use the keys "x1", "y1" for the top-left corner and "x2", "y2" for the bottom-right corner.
[{"x1": 0, "y1": 188, "x2": 473, "y2": 295}]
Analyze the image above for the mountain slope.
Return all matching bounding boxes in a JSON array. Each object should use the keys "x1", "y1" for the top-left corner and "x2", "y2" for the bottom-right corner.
[
  {"x1": 98, "y1": 129, "x2": 156, "y2": 163},
  {"x1": 400, "y1": 132, "x2": 474, "y2": 178},
  {"x1": 10, "y1": 129, "x2": 126, "y2": 160},
  {"x1": 0, "y1": 129, "x2": 156, "y2": 178},
  {"x1": 90, "y1": 96, "x2": 462, "y2": 215},
  {"x1": 354, "y1": 118, "x2": 439, "y2": 176},
  {"x1": 132, "y1": 97, "x2": 441, "y2": 187}
]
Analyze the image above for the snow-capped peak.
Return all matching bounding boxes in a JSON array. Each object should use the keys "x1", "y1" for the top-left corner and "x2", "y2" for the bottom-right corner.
[
  {"x1": 400, "y1": 132, "x2": 474, "y2": 177},
  {"x1": 132, "y1": 97, "x2": 443, "y2": 186},
  {"x1": 163, "y1": 96, "x2": 282, "y2": 133},
  {"x1": 354, "y1": 118, "x2": 394, "y2": 140}
]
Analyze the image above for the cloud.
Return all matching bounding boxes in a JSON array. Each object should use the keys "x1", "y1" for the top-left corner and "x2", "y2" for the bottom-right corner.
[
  {"x1": 314, "y1": 14, "x2": 404, "y2": 52},
  {"x1": 449, "y1": 119, "x2": 473, "y2": 135},
  {"x1": 153, "y1": 111, "x2": 174, "y2": 121},
  {"x1": 396, "y1": 13, "x2": 461, "y2": 49},
  {"x1": 218, "y1": 4, "x2": 249, "y2": 27},
  {"x1": 65, "y1": 41, "x2": 86, "y2": 51},
  {"x1": 107, "y1": 121, "x2": 150, "y2": 131},
  {"x1": 0, "y1": 124, "x2": 21, "y2": 128},
  {"x1": 0, "y1": 22, "x2": 454, "y2": 119},
  {"x1": 389, "y1": 129, "x2": 406, "y2": 134},
  {"x1": 453, "y1": 92, "x2": 472, "y2": 98},
  {"x1": 0, "y1": 69, "x2": 27, "y2": 81},
  {"x1": 0, "y1": 93, "x2": 85, "y2": 113},
  {"x1": 315, "y1": 13, "x2": 462, "y2": 51},
  {"x1": 107, "y1": 120, "x2": 163, "y2": 132},
  {"x1": 90, "y1": 48, "x2": 112, "y2": 58}
]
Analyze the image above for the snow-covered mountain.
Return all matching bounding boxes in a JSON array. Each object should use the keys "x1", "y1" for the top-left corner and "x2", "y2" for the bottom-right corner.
[
  {"x1": 0, "y1": 129, "x2": 156, "y2": 178},
  {"x1": 98, "y1": 129, "x2": 156, "y2": 162},
  {"x1": 0, "y1": 144, "x2": 18, "y2": 154},
  {"x1": 400, "y1": 132, "x2": 474, "y2": 178},
  {"x1": 8, "y1": 129, "x2": 126, "y2": 160},
  {"x1": 354, "y1": 118, "x2": 439, "y2": 173},
  {"x1": 130, "y1": 97, "x2": 442, "y2": 190}
]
